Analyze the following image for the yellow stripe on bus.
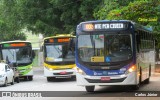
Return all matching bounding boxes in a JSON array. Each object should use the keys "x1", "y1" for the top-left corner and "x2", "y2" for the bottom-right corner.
[{"x1": 44, "y1": 63, "x2": 76, "y2": 70}]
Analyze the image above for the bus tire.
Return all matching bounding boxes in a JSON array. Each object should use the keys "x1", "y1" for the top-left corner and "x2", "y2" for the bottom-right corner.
[
  {"x1": 28, "y1": 76, "x2": 33, "y2": 81},
  {"x1": 85, "y1": 86, "x2": 95, "y2": 92},
  {"x1": 144, "y1": 78, "x2": 150, "y2": 84},
  {"x1": 47, "y1": 77, "x2": 52, "y2": 82},
  {"x1": 24, "y1": 76, "x2": 28, "y2": 81},
  {"x1": 71, "y1": 76, "x2": 76, "y2": 81},
  {"x1": 15, "y1": 77, "x2": 20, "y2": 83},
  {"x1": 132, "y1": 84, "x2": 140, "y2": 90}
]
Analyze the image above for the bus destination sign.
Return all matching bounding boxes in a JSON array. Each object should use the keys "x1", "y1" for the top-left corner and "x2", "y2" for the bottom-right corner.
[
  {"x1": 45, "y1": 38, "x2": 70, "y2": 43},
  {"x1": 95, "y1": 23, "x2": 124, "y2": 29},
  {"x1": 82, "y1": 23, "x2": 127, "y2": 31}
]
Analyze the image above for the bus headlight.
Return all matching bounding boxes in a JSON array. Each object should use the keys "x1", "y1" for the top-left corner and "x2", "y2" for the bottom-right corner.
[
  {"x1": 73, "y1": 67, "x2": 78, "y2": 73},
  {"x1": 49, "y1": 68, "x2": 53, "y2": 71},
  {"x1": 76, "y1": 68, "x2": 86, "y2": 75},
  {"x1": 125, "y1": 65, "x2": 136, "y2": 74},
  {"x1": 45, "y1": 66, "x2": 54, "y2": 71},
  {"x1": 29, "y1": 66, "x2": 32, "y2": 69}
]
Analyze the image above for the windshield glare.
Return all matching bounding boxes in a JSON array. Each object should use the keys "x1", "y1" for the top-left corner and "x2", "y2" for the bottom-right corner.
[
  {"x1": 78, "y1": 33, "x2": 132, "y2": 63},
  {"x1": 2, "y1": 47, "x2": 32, "y2": 64},
  {"x1": 45, "y1": 43, "x2": 75, "y2": 62}
]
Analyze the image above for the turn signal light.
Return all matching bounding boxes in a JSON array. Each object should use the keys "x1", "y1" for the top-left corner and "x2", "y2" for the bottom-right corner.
[{"x1": 128, "y1": 65, "x2": 136, "y2": 73}]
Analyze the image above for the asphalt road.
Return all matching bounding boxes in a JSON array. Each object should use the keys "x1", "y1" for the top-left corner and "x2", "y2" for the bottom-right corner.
[{"x1": 0, "y1": 67, "x2": 160, "y2": 100}]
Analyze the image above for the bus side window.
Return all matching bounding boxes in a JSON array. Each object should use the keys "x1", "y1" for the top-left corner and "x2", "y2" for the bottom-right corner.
[{"x1": 136, "y1": 34, "x2": 141, "y2": 52}]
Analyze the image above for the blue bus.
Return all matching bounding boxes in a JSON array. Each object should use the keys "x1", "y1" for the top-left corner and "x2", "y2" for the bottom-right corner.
[{"x1": 75, "y1": 20, "x2": 155, "y2": 92}]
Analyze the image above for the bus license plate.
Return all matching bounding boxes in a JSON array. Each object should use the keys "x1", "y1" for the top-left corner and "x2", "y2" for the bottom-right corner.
[{"x1": 101, "y1": 77, "x2": 110, "y2": 81}]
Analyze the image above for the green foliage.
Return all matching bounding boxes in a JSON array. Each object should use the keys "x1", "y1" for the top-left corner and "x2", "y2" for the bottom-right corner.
[
  {"x1": 120, "y1": 1, "x2": 160, "y2": 47},
  {"x1": 14, "y1": 0, "x2": 101, "y2": 36},
  {"x1": 94, "y1": 0, "x2": 135, "y2": 19},
  {"x1": 94, "y1": 0, "x2": 119, "y2": 19},
  {"x1": 95, "y1": 0, "x2": 160, "y2": 47},
  {"x1": 0, "y1": 0, "x2": 26, "y2": 41},
  {"x1": 0, "y1": 0, "x2": 159, "y2": 44},
  {"x1": 95, "y1": 0, "x2": 159, "y2": 30}
]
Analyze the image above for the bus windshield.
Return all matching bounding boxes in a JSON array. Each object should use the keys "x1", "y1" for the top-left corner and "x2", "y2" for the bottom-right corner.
[
  {"x1": 78, "y1": 33, "x2": 132, "y2": 63},
  {"x1": 45, "y1": 43, "x2": 75, "y2": 63},
  {"x1": 2, "y1": 47, "x2": 32, "y2": 64}
]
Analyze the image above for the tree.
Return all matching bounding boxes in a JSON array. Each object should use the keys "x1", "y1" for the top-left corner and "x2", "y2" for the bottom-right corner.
[
  {"x1": 0, "y1": 0, "x2": 26, "y2": 41},
  {"x1": 95, "y1": 0, "x2": 160, "y2": 60},
  {"x1": 14, "y1": 0, "x2": 101, "y2": 36},
  {"x1": 94, "y1": 0, "x2": 135, "y2": 19}
]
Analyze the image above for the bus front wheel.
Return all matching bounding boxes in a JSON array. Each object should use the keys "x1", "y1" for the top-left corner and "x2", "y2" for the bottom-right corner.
[
  {"x1": 132, "y1": 84, "x2": 140, "y2": 90},
  {"x1": 28, "y1": 76, "x2": 33, "y2": 81},
  {"x1": 85, "y1": 86, "x2": 95, "y2": 92},
  {"x1": 15, "y1": 77, "x2": 20, "y2": 83},
  {"x1": 47, "y1": 77, "x2": 52, "y2": 82}
]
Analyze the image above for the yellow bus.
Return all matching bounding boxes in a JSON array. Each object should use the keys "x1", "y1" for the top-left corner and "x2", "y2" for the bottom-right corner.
[{"x1": 41, "y1": 34, "x2": 76, "y2": 81}]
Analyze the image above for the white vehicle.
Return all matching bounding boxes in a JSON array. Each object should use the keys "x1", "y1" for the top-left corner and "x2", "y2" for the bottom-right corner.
[{"x1": 0, "y1": 63, "x2": 14, "y2": 87}]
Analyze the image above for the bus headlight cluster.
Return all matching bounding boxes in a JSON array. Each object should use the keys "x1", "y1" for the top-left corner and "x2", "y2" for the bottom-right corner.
[
  {"x1": 125, "y1": 65, "x2": 136, "y2": 74},
  {"x1": 29, "y1": 66, "x2": 32, "y2": 69},
  {"x1": 76, "y1": 68, "x2": 86, "y2": 75},
  {"x1": 73, "y1": 67, "x2": 77, "y2": 71},
  {"x1": 45, "y1": 66, "x2": 54, "y2": 71},
  {"x1": 49, "y1": 68, "x2": 53, "y2": 71}
]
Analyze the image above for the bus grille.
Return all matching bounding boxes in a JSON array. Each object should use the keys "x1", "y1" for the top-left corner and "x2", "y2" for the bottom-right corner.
[
  {"x1": 54, "y1": 72, "x2": 73, "y2": 75},
  {"x1": 85, "y1": 77, "x2": 126, "y2": 83}
]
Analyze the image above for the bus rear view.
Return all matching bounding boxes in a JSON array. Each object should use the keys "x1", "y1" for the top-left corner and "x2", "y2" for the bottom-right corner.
[{"x1": 75, "y1": 20, "x2": 155, "y2": 92}]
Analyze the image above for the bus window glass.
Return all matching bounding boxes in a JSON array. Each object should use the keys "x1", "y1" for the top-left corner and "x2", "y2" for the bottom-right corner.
[
  {"x1": 78, "y1": 34, "x2": 104, "y2": 62},
  {"x1": 105, "y1": 34, "x2": 132, "y2": 62},
  {"x1": 2, "y1": 47, "x2": 32, "y2": 64},
  {"x1": 45, "y1": 43, "x2": 75, "y2": 62},
  {"x1": 78, "y1": 33, "x2": 132, "y2": 63}
]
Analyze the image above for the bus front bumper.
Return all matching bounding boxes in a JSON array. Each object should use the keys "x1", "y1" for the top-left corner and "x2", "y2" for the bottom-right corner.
[
  {"x1": 44, "y1": 67, "x2": 76, "y2": 78},
  {"x1": 19, "y1": 69, "x2": 33, "y2": 76},
  {"x1": 76, "y1": 72, "x2": 137, "y2": 86}
]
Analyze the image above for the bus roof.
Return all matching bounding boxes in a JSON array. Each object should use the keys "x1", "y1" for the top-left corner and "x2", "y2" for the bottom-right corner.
[
  {"x1": 78, "y1": 20, "x2": 153, "y2": 33},
  {"x1": 43, "y1": 34, "x2": 75, "y2": 41},
  {"x1": 0, "y1": 40, "x2": 31, "y2": 44}
]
